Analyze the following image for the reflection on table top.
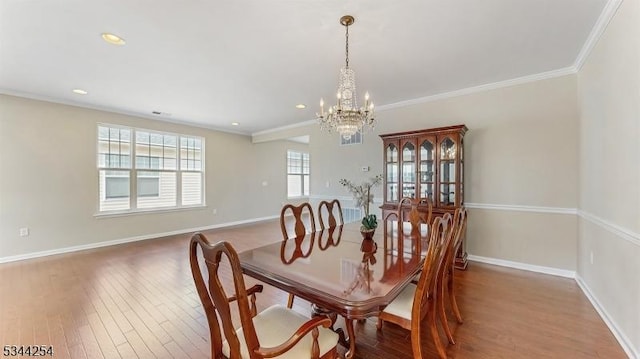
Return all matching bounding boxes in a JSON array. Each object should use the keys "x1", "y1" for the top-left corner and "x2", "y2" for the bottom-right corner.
[{"x1": 238, "y1": 222, "x2": 429, "y2": 318}]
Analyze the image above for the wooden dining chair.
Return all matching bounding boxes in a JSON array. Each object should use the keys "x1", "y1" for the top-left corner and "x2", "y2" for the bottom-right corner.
[
  {"x1": 429, "y1": 208, "x2": 468, "y2": 347},
  {"x1": 438, "y1": 207, "x2": 467, "y2": 329},
  {"x1": 377, "y1": 214, "x2": 453, "y2": 359},
  {"x1": 317, "y1": 199, "x2": 343, "y2": 230},
  {"x1": 190, "y1": 233, "x2": 339, "y2": 359},
  {"x1": 281, "y1": 202, "x2": 316, "y2": 239},
  {"x1": 280, "y1": 202, "x2": 316, "y2": 308}
]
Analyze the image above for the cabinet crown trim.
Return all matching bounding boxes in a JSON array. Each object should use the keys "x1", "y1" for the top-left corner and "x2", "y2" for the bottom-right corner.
[{"x1": 379, "y1": 124, "x2": 468, "y2": 139}]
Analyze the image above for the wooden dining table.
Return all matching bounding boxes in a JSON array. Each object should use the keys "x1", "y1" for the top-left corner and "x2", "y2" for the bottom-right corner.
[{"x1": 238, "y1": 222, "x2": 429, "y2": 359}]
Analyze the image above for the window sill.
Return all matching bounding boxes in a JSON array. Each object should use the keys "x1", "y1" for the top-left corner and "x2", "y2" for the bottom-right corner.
[
  {"x1": 287, "y1": 196, "x2": 310, "y2": 200},
  {"x1": 94, "y1": 205, "x2": 208, "y2": 219}
]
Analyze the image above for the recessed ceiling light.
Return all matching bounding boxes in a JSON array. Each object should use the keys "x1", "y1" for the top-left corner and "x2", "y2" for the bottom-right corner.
[
  {"x1": 231, "y1": 122, "x2": 239, "y2": 126},
  {"x1": 101, "y1": 33, "x2": 126, "y2": 46},
  {"x1": 72, "y1": 89, "x2": 88, "y2": 95},
  {"x1": 295, "y1": 104, "x2": 307, "y2": 109},
  {"x1": 151, "y1": 111, "x2": 171, "y2": 117}
]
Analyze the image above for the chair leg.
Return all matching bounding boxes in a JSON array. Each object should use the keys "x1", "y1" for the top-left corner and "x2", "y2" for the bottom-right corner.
[
  {"x1": 287, "y1": 293, "x2": 295, "y2": 309},
  {"x1": 438, "y1": 277, "x2": 455, "y2": 345},
  {"x1": 448, "y1": 269, "x2": 463, "y2": 324},
  {"x1": 410, "y1": 322, "x2": 423, "y2": 359},
  {"x1": 428, "y1": 307, "x2": 447, "y2": 359},
  {"x1": 376, "y1": 317, "x2": 383, "y2": 330}
]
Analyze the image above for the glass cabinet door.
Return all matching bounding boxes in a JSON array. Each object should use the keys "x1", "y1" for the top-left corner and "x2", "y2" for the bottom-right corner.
[
  {"x1": 439, "y1": 137, "x2": 456, "y2": 206},
  {"x1": 419, "y1": 139, "x2": 435, "y2": 201},
  {"x1": 386, "y1": 143, "x2": 399, "y2": 202},
  {"x1": 401, "y1": 141, "x2": 416, "y2": 199}
]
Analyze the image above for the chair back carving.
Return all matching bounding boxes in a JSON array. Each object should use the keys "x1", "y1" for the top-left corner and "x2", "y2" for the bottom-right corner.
[
  {"x1": 442, "y1": 207, "x2": 466, "y2": 270},
  {"x1": 452, "y1": 206, "x2": 467, "y2": 253},
  {"x1": 398, "y1": 197, "x2": 433, "y2": 238},
  {"x1": 317, "y1": 199, "x2": 344, "y2": 230},
  {"x1": 189, "y1": 234, "x2": 262, "y2": 359},
  {"x1": 280, "y1": 203, "x2": 316, "y2": 239}
]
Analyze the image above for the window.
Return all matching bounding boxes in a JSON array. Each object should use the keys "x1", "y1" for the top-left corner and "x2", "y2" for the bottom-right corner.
[
  {"x1": 287, "y1": 150, "x2": 309, "y2": 197},
  {"x1": 98, "y1": 125, "x2": 204, "y2": 213},
  {"x1": 105, "y1": 172, "x2": 130, "y2": 199},
  {"x1": 340, "y1": 130, "x2": 362, "y2": 145}
]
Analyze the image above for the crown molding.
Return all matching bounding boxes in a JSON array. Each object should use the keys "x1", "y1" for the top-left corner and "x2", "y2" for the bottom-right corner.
[
  {"x1": 573, "y1": 0, "x2": 624, "y2": 70},
  {"x1": 251, "y1": 119, "x2": 316, "y2": 138},
  {"x1": 252, "y1": 66, "x2": 577, "y2": 138},
  {"x1": 376, "y1": 67, "x2": 577, "y2": 112},
  {"x1": 0, "y1": 89, "x2": 250, "y2": 137}
]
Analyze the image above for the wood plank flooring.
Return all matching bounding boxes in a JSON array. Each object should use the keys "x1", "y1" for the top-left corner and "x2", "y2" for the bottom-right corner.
[{"x1": 0, "y1": 219, "x2": 627, "y2": 358}]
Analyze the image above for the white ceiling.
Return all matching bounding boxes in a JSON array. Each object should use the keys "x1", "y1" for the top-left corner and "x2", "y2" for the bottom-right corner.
[{"x1": 0, "y1": 0, "x2": 608, "y2": 135}]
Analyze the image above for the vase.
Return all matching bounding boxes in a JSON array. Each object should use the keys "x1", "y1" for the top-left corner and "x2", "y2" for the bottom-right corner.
[
  {"x1": 360, "y1": 229, "x2": 375, "y2": 241},
  {"x1": 360, "y1": 229, "x2": 376, "y2": 253}
]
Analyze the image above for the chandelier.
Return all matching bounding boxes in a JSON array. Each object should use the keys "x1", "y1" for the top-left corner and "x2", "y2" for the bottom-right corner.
[{"x1": 317, "y1": 15, "x2": 375, "y2": 140}]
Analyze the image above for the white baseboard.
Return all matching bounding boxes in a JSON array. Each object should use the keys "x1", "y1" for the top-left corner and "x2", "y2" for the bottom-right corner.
[
  {"x1": 0, "y1": 215, "x2": 279, "y2": 264},
  {"x1": 575, "y1": 275, "x2": 638, "y2": 359},
  {"x1": 467, "y1": 254, "x2": 576, "y2": 278},
  {"x1": 467, "y1": 254, "x2": 635, "y2": 358}
]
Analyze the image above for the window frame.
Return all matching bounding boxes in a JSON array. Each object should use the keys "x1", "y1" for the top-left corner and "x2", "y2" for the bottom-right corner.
[
  {"x1": 286, "y1": 150, "x2": 310, "y2": 198},
  {"x1": 96, "y1": 124, "x2": 205, "y2": 215},
  {"x1": 340, "y1": 130, "x2": 363, "y2": 146}
]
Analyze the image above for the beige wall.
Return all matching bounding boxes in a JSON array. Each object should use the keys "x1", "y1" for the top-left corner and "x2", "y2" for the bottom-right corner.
[
  {"x1": 577, "y1": 0, "x2": 640, "y2": 355},
  {"x1": 299, "y1": 74, "x2": 579, "y2": 271},
  {"x1": 0, "y1": 95, "x2": 307, "y2": 259}
]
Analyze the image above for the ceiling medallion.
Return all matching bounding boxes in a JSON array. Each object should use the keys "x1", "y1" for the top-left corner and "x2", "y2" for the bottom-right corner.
[{"x1": 317, "y1": 15, "x2": 375, "y2": 140}]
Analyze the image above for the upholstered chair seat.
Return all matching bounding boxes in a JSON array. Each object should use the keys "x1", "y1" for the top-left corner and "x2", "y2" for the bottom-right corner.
[
  {"x1": 222, "y1": 305, "x2": 339, "y2": 359},
  {"x1": 378, "y1": 283, "x2": 418, "y2": 321}
]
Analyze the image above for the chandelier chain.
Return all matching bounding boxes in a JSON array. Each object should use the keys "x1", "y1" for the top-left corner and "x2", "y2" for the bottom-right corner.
[{"x1": 345, "y1": 23, "x2": 349, "y2": 68}]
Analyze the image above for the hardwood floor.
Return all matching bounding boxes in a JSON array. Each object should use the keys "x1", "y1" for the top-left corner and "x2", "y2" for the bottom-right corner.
[{"x1": 0, "y1": 219, "x2": 626, "y2": 358}]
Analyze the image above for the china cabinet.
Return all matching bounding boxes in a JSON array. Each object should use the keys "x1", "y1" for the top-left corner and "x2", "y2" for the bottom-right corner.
[{"x1": 380, "y1": 124, "x2": 468, "y2": 269}]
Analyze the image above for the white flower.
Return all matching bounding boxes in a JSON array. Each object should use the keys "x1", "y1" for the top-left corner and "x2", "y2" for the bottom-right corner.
[{"x1": 339, "y1": 175, "x2": 383, "y2": 217}]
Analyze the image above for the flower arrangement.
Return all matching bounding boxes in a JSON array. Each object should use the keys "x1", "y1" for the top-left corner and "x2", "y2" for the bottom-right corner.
[{"x1": 339, "y1": 174, "x2": 383, "y2": 232}]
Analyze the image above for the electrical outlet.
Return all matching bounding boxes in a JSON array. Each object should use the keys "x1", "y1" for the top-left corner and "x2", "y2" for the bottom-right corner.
[
  {"x1": 361, "y1": 166, "x2": 370, "y2": 172},
  {"x1": 212, "y1": 208, "x2": 217, "y2": 215},
  {"x1": 19, "y1": 227, "x2": 29, "y2": 237},
  {"x1": 590, "y1": 251, "x2": 594, "y2": 265}
]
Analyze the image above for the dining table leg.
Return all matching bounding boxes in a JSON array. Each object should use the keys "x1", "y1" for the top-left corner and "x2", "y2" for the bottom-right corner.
[{"x1": 344, "y1": 318, "x2": 356, "y2": 359}]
